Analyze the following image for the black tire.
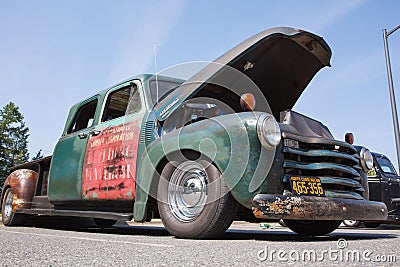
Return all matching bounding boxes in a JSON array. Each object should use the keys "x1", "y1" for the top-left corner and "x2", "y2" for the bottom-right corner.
[
  {"x1": 283, "y1": 220, "x2": 342, "y2": 236},
  {"x1": 93, "y1": 218, "x2": 117, "y2": 228},
  {"x1": 1, "y1": 188, "x2": 28, "y2": 226},
  {"x1": 364, "y1": 222, "x2": 380, "y2": 228},
  {"x1": 157, "y1": 157, "x2": 238, "y2": 239},
  {"x1": 343, "y1": 220, "x2": 362, "y2": 227}
]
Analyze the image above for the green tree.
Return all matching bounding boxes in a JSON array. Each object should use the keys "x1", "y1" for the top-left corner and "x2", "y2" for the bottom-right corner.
[
  {"x1": 0, "y1": 102, "x2": 30, "y2": 188},
  {"x1": 32, "y1": 149, "x2": 43, "y2": 161}
]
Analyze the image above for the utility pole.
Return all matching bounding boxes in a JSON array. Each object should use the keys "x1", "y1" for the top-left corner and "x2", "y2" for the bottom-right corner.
[{"x1": 383, "y1": 25, "x2": 400, "y2": 170}]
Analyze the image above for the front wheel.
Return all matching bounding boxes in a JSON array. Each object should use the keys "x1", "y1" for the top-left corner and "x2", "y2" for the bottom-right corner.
[
  {"x1": 278, "y1": 219, "x2": 287, "y2": 227},
  {"x1": 343, "y1": 220, "x2": 362, "y2": 227},
  {"x1": 1, "y1": 188, "x2": 28, "y2": 226},
  {"x1": 283, "y1": 220, "x2": 342, "y2": 236},
  {"x1": 157, "y1": 157, "x2": 238, "y2": 239}
]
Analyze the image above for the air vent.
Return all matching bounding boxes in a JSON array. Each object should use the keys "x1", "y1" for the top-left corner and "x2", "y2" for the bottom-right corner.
[{"x1": 139, "y1": 121, "x2": 155, "y2": 144}]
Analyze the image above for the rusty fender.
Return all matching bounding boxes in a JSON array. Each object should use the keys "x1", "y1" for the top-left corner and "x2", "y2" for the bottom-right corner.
[
  {"x1": 252, "y1": 194, "x2": 388, "y2": 221},
  {"x1": 1, "y1": 169, "x2": 38, "y2": 212}
]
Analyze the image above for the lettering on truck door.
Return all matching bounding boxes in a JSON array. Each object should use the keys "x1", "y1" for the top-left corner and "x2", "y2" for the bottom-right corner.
[{"x1": 82, "y1": 82, "x2": 144, "y2": 200}]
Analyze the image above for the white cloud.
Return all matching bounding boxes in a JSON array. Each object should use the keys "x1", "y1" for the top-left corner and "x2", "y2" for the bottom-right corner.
[{"x1": 313, "y1": 0, "x2": 368, "y2": 31}]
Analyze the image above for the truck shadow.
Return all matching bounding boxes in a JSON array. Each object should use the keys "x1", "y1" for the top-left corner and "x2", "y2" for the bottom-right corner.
[
  {"x1": 24, "y1": 216, "x2": 398, "y2": 242},
  {"x1": 223, "y1": 228, "x2": 398, "y2": 242}
]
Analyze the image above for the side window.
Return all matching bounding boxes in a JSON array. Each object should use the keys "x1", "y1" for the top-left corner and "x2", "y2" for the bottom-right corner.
[
  {"x1": 68, "y1": 100, "x2": 98, "y2": 133},
  {"x1": 102, "y1": 84, "x2": 142, "y2": 122}
]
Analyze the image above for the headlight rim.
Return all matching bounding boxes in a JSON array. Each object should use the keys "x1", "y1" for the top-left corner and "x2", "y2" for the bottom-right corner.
[
  {"x1": 360, "y1": 147, "x2": 374, "y2": 171},
  {"x1": 256, "y1": 113, "x2": 281, "y2": 150}
]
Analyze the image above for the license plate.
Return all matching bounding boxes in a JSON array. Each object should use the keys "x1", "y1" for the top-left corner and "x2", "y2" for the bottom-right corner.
[{"x1": 290, "y1": 176, "x2": 325, "y2": 196}]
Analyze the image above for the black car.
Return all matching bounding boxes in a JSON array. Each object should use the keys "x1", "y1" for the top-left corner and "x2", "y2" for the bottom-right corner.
[{"x1": 343, "y1": 151, "x2": 400, "y2": 227}]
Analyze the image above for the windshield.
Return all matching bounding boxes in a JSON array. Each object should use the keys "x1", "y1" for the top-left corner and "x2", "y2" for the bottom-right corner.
[
  {"x1": 377, "y1": 156, "x2": 398, "y2": 175},
  {"x1": 149, "y1": 79, "x2": 183, "y2": 105}
]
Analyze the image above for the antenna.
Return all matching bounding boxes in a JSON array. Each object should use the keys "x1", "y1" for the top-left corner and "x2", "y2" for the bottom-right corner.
[{"x1": 153, "y1": 43, "x2": 159, "y2": 105}]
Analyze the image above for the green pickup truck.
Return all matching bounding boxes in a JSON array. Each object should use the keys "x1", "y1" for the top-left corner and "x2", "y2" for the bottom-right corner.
[{"x1": 1, "y1": 27, "x2": 387, "y2": 238}]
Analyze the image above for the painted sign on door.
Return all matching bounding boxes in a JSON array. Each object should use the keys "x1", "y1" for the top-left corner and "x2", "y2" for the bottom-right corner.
[{"x1": 82, "y1": 121, "x2": 139, "y2": 200}]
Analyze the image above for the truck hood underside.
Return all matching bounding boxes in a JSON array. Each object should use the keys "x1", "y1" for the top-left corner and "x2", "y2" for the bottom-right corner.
[{"x1": 155, "y1": 27, "x2": 332, "y2": 120}]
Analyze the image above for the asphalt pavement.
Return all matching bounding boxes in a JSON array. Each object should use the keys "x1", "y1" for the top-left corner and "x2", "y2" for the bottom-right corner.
[{"x1": 0, "y1": 218, "x2": 399, "y2": 266}]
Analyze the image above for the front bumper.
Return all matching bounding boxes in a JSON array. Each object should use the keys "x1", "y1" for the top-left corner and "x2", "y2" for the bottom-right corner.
[{"x1": 252, "y1": 194, "x2": 388, "y2": 221}]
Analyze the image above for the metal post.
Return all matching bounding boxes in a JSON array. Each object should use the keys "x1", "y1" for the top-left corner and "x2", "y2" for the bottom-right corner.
[{"x1": 383, "y1": 26, "x2": 400, "y2": 170}]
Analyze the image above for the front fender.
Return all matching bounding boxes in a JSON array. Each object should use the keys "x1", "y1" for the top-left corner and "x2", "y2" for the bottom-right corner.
[
  {"x1": 134, "y1": 112, "x2": 275, "y2": 221},
  {"x1": 1, "y1": 169, "x2": 38, "y2": 212}
]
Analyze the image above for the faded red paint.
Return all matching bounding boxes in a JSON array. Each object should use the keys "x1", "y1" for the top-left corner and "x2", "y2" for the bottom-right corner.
[{"x1": 82, "y1": 120, "x2": 140, "y2": 200}]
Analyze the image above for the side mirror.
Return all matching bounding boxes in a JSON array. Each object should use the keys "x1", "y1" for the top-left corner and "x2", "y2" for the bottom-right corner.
[{"x1": 345, "y1": 132, "x2": 354, "y2": 144}]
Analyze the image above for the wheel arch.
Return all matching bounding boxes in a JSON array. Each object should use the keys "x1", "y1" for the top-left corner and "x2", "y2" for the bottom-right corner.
[
  {"x1": 133, "y1": 113, "x2": 262, "y2": 222},
  {"x1": 134, "y1": 145, "x2": 224, "y2": 222},
  {"x1": 144, "y1": 149, "x2": 204, "y2": 218},
  {"x1": 1, "y1": 169, "x2": 39, "y2": 212}
]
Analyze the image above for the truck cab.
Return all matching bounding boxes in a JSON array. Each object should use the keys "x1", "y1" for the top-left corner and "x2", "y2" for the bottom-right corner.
[
  {"x1": 343, "y1": 151, "x2": 400, "y2": 228},
  {"x1": 1, "y1": 27, "x2": 387, "y2": 238}
]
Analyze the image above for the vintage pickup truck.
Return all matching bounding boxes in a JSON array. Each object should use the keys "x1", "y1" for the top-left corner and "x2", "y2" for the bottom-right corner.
[{"x1": 1, "y1": 27, "x2": 387, "y2": 238}]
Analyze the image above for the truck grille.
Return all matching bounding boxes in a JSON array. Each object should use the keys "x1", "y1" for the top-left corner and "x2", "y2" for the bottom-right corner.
[{"x1": 282, "y1": 132, "x2": 364, "y2": 200}]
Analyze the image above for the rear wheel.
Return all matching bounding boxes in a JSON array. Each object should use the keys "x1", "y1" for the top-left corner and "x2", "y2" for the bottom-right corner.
[
  {"x1": 157, "y1": 156, "x2": 238, "y2": 239},
  {"x1": 1, "y1": 188, "x2": 28, "y2": 226},
  {"x1": 283, "y1": 220, "x2": 342, "y2": 236},
  {"x1": 278, "y1": 219, "x2": 287, "y2": 227},
  {"x1": 343, "y1": 220, "x2": 362, "y2": 227}
]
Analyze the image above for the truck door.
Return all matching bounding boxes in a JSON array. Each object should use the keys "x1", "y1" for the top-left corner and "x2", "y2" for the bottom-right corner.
[
  {"x1": 48, "y1": 97, "x2": 99, "y2": 201},
  {"x1": 367, "y1": 164, "x2": 382, "y2": 202},
  {"x1": 82, "y1": 81, "x2": 145, "y2": 200},
  {"x1": 378, "y1": 157, "x2": 400, "y2": 201},
  {"x1": 374, "y1": 155, "x2": 400, "y2": 200}
]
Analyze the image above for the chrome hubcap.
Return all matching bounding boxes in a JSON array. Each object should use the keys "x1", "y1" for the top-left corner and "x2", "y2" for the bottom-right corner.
[
  {"x1": 168, "y1": 161, "x2": 208, "y2": 222},
  {"x1": 4, "y1": 190, "x2": 13, "y2": 218}
]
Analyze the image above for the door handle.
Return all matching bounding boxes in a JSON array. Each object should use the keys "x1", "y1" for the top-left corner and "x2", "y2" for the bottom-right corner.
[
  {"x1": 90, "y1": 130, "x2": 101, "y2": 136},
  {"x1": 78, "y1": 132, "x2": 88, "y2": 139}
]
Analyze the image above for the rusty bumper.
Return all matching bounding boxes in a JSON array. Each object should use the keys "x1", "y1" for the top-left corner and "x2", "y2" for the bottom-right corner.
[{"x1": 252, "y1": 194, "x2": 388, "y2": 221}]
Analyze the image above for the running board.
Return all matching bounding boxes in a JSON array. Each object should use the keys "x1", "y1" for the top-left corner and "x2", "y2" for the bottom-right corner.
[{"x1": 18, "y1": 208, "x2": 133, "y2": 221}]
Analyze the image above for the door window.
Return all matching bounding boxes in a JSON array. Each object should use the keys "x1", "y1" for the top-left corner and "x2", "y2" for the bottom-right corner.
[
  {"x1": 102, "y1": 84, "x2": 142, "y2": 122},
  {"x1": 68, "y1": 100, "x2": 98, "y2": 133}
]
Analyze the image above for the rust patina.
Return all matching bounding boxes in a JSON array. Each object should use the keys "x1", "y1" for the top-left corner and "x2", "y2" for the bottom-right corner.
[
  {"x1": 252, "y1": 194, "x2": 388, "y2": 221},
  {"x1": 2, "y1": 169, "x2": 38, "y2": 212}
]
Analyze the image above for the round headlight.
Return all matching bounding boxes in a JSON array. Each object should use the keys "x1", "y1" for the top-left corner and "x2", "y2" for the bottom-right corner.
[
  {"x1": 360, "y1": 147, "x2": 374, "y2": 171},
  {"x1": 256, "y1": 113, "x2": 281, "y2": 150}
]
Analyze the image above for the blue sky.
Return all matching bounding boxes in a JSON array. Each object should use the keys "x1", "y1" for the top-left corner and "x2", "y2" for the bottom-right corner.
[{"x1": 1, "y1": 0, "x2": 400, "y2": 168}]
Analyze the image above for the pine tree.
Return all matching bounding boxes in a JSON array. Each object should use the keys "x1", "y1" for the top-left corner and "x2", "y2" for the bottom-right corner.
[
  {"x1": 0, "y1": 102, "x2": 30, "y2": 186},
  {"x1": 32, "y1": 149, "x2": 43, "y2": 161}
]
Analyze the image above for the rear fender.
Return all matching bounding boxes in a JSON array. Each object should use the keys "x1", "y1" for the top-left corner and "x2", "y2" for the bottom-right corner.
[{"x1": 1, "y1": 169, "x2": 38, "y2": 212}]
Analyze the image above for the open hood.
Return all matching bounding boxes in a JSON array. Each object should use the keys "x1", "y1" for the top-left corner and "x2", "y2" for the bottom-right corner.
[{"x1": 155, "y1": 27, "x2": 332, "y2": 120}]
